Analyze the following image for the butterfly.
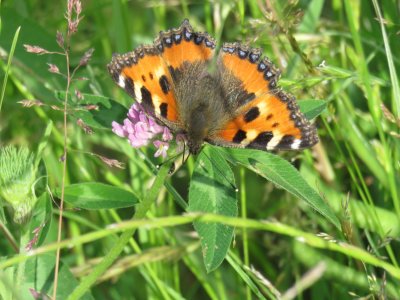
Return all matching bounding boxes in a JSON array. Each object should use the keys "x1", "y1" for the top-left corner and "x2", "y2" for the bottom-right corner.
[{"x1": 108, "y1": 19, "x2": 318, "y2": 155}]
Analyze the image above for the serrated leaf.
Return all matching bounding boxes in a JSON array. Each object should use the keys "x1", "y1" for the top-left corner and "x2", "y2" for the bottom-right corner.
[
  {"x1": 188, "y1": 146, "x2": 238, "y2": 272},
  {"x1": 55, "y1": 91, "x2": 127, "y2": 129},
  {"x1": 220, "y1": 147, "x2": 341, "y2": 230},
  {"x1": 56, "y1": 182, "x2": 139, "y2": 210},
  {"x1": 298, "y1": 99, "x2": 327, "y2": 120}
]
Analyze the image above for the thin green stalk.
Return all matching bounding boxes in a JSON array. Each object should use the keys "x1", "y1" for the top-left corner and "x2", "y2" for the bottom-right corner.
[
  {"x1": 343, "y1": 0, "x2": 400, "y2": 219},
  {"x1": 240, "y1": 167, "x2": 251, "y2": 300},
  {"x1": 108, "y1": 209, "x2": 172, "y2": 300},
  {"x1": 214, "y1": 269, "x2": 228, "y2": 300},
  {"x1": 168, "y1": 195, "x2": 181, "y2": 293},
  {"x1": 0, "y1": 221, "x2": 18, "y2": 253},
  {"x1": 2, "y1": 214, "x2": 400, "y2": 282},
  {"x1": 345, "y1": 143, "x2": 398, "y2": 267},
  {"x1": 371, "y1": 0, "x2": 400, "y2": 116},
  {"x1": 226, "y1": 253, "x2": 268, "y2": 300},
  {"x1": 181, "y1": 253, "x2": 220, "y2": 300},
  {"x1": 52, "y1": 33, "x2": 71, "y2": 300},
  {"x1": 14, "y1": 225, "x2": 30, "y2": 300},
  {"x1": 67, "y1": 164, "x2": 170, "y2": 300},
  {"x1": 0, "y1": 26, "x2": 20, "y2": 112}
]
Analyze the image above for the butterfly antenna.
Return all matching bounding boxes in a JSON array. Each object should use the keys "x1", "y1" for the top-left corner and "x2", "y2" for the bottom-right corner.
[
  {"x1": 202, "y1": 151, "x2": 238, "y2": 192},
  {"x1": 182, "y1": 142, "x2": 186, "y2": 165},
  {"x1": 156, "y1": 151, "x2": 182, "y2": 174}
]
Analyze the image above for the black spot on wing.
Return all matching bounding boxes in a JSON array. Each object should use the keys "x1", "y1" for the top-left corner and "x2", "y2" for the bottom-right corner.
[
  {"x1": 124, "y1": 77, "x2": 135, "y2": 98},
  {"x1": 160, "y1": 103, "x2": 168, "y2": 118},
  {"x1": 168, "y1": 65, "x2": 177, "y2": 81},
  {"x1": 232, "y1": 130, "x2": 247, "y2": 143},
  {"x1": 244, "y1": 107, "x2": 260, "y2": 123},
  {"x1": 140, "y1": 86, "x2": 154, "y2": 110},
  {"x1": 275, "y1": 135, "x2": 295, "y2": 149},
  {"x1": 159, "y1": 75, "x2": 170, "y2": 95},
  {"x1": 237, "y1": 91, "x2": 256, "y2": 107},
  {"x1": 247, "y1": 131, "x2": 273, "y2": 149}
]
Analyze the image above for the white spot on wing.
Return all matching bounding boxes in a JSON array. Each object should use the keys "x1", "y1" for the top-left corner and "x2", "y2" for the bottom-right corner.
[
  {"x1": 134, "y1": 83, "x2": 142, "y2": 102},
  {"x1": 241, "y1": 130, "x2": 258, "y2": 145},
  {"x1": 118, "y1": 75, "x2": 125, "y2": 88},
  {"x1": 155, "y1": 67, "x2": 165, "y2": 78},
  {"x1": 291, "y1": 139, "x2": 301, "y2": 149},
  {"x1": 258, "y1": 101, "x2": 268, "y2": 115},
  {"x1": 266, "y1": 134, "x2": 283, "y2": 150},
  {"x1": 152, "y1": 95, "x2": 162, "y2": 114}
]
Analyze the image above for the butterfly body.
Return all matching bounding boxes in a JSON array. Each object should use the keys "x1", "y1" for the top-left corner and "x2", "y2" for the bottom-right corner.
[{"x1": 108, "y1": 20, "x2": 318, "y2": 154}]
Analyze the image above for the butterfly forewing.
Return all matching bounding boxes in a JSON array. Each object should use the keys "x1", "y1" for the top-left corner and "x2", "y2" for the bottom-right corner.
[
  {"x1": 154, "y1": 19, "x2": 215, "y2": 70},
  {"x1": 108, "y1": 47, "x2": 179, "y2": 124},
  {"x1": 108, "y1": 19, "x2": 217, "y2": 131}
]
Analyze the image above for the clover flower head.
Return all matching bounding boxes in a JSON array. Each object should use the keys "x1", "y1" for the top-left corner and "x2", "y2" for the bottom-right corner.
[
  {"x1": 112, "y1": 103, "x2": 182, "y2": 158},
  {"x1": 0, "y1": 146, "x2": 37, "y2": 224}
]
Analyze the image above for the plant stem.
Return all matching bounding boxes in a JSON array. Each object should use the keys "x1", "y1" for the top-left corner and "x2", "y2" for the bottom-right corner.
[
  {"x1": 14, "y1": 224, "x2": 30, "y2": 299},
  {"x1": 67, "y1": 164, "x2": 170, "y2": 300},
  {"x1": 0, "y1": 221, "x2": 18, "y2": 253},
  {"x1": 52, "y1": 35, "x2": 71, "y2": 300},
  {"x1": 240, "y1": 167, "x2": 251, "y2": 300}
]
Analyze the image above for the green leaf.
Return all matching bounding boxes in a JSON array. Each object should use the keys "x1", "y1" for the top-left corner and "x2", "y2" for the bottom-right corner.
[
  {"x1": 22, "y1": 254, "x2": 94, "y2": 300},
  {"x1": 29, "y1": 192, "x2": 52, "y2": 247},
  {"x1": 34, "y1": 121, "x2": 53, "y2": 170},
  {"x1": 298, "y1": 99, "x2": 327, "y2": 120},
  {"x1": 56, "y1": 182, "x2": 139, "y2": 210},
  {"x1": 220, "y1": 147, "x2": 341, "y2": 230},
  {"x1": 299, "y1": 0, "x2": 325, "y2": 33},
  {"x1": 0, "y1": 266, "x2": 14, "y2": 300},
  {"x1": 55, "y1": 91, "x2": 127, "y2": 129},
  {"x1": 188, "y1": 146, "x2": 238, "y2": 272}
]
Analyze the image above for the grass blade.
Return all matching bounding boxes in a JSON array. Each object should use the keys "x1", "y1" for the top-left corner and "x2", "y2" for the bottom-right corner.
[{"x1": 0, "y1": 26, "x2": 20, "y2": 112}]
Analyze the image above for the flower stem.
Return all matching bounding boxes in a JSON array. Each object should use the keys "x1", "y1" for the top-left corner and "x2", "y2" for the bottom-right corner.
[
  {"x1": 67, "y1": 164, "x2": 170, "y2": 300},
  {"x1": 52, "y1": 33, "x2": 71, "y2": 300},
  {"x1": 14, "y1": 224, "x2": 30, "y2": 299},
  {"x1": 240, "y1": 167, "x2": 251, "y2": 300}
]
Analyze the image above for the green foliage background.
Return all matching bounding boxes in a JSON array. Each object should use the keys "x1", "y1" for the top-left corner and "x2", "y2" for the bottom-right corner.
[{"x1": 1, "y1": 0, "x2": 400, "y2": 299}]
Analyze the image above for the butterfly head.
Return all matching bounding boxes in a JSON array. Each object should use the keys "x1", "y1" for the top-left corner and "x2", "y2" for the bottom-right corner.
[{"x1": 186, "y1": 138, "x2": 202, "y2": 155}]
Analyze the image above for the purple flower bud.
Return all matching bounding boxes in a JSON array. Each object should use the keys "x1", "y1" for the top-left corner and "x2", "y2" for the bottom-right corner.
[
  {"x1": 153, "y1": 140, "x2": 169, "y2": 158},
  {"x1": 162, "y1": 127, "x2": 173, "y2": 141}
]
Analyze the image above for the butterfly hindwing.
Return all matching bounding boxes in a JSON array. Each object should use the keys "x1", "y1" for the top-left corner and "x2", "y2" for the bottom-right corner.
[{"x1": 210, "y1": 43, "x2": 318, "y2": 150}]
